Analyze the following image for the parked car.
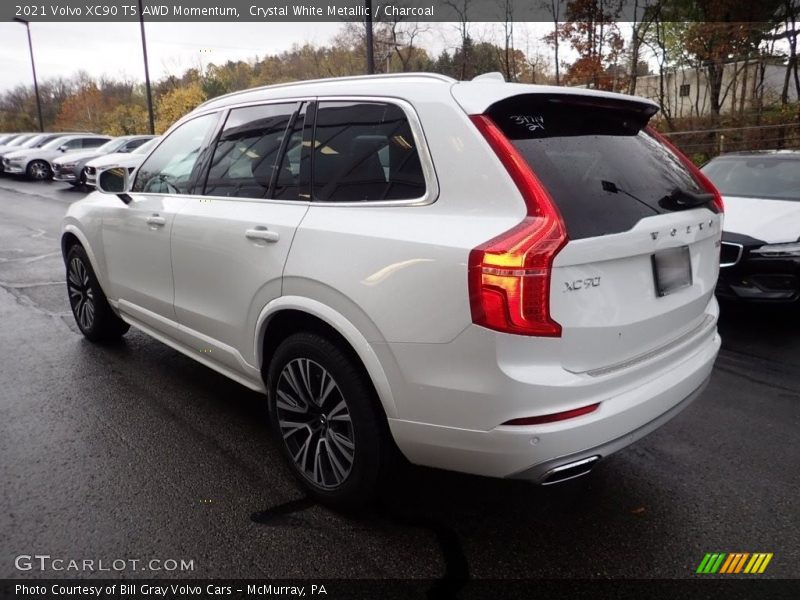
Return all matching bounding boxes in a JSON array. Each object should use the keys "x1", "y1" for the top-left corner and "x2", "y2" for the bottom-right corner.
[
  {"x1": 52, "y1": 135, "x2": 155, "y2": 187},
  {"x1": 0, "y1": 133, "x2": 43, "y2": 174},
  {"x1": 701, "y1": 150, "x2": 800, "y2": 302},
  {"x1": 0, "y1": 133, "x2": 25, "y2": 145},
  {"x1": 84, "y1": 136, "x2": 161, "y2": 187},
  {"x1": 4, "y1": 134, "x2": 111, "y2": 180},
  {"x1": 62, "y1": 73, "x2": 722, "y2": 507}
]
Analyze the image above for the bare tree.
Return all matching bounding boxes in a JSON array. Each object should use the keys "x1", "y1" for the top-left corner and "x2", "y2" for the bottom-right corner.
[
  {"x1": 444, "y1": 0, "x2": 471, "y2": 80},
  {"x1": 543, "y1": 0, "x2": 562, "y2": 85}
]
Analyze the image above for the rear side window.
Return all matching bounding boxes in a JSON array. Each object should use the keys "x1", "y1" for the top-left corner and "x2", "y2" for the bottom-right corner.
[
  {"x1": 312, "y1": 101, "x2": 426, "y2": 202},
  {"x1": 82, "y1": 137, "x2": 109, "y2": 149},
  {"x1": 204, "y1": 103, "x2": 297, "y2": 199},
  {"x1": 487, "y1": 95, "x2": 703, "y2": 240}
]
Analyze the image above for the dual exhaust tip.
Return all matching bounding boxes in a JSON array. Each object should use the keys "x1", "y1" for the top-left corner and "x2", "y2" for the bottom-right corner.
[{"x1": 541, "y1": 455, "x2": 600, "y2": 485}]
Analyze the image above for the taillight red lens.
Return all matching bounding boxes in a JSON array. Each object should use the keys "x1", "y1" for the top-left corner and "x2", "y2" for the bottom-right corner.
[
  {"x1": 468, "y1": 115, "x2": 567, "y2": 337},
  {"x1": 502, "y1": 402, "x2": 600, "y2": 426},
  {"x1": 647, "y1": 127, "x2": 724, "y2": 214}
]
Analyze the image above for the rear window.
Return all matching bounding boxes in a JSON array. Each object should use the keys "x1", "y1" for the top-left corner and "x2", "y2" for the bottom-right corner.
[
  {"x1": 312, "y1": 101, "x2": 426, "y2": 202},
  {"x1": 487, "y1": 94, "x2": 703, "y2": 240},
  {"x1": 701, "y1": 156, "x2": 800, "y2": 202}
]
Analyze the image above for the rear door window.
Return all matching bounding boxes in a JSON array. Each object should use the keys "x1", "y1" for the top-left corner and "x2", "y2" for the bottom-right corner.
[
  {"x1": 203, "y1": 102, "x2": 298, "y2": 199},
  {"x1": 312, "y1": 101, "x2": 426, "y2": 202},
  {"x1": 487, "y1": 94, "x2": 703, "y2": 240}
]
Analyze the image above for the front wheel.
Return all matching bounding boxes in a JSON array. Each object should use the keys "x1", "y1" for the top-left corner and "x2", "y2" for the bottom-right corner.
[
  {"x1": 66, "y1": 245, "x2": 130, "y2": 342},
  {"x1": 266, "y1": 332, "x2": 390, "y2": 509},
  {"x1": 27, "y1": 160, "x2": 51, "y2": 181}
]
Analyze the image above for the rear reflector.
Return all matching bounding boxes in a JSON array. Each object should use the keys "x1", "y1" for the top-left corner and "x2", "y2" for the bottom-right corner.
[
  {"x1": 502, "y1": 403, "x2": 600, "y2": 426},
  {"x1": 468, "y1": 114, "x2": 568, "y2": 337},
  {"x1": 647, "y1": 127, "x2": 724, "y2": 214}
]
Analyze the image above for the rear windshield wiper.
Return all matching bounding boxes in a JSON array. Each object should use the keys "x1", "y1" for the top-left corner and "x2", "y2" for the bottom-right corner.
[
  {"x1": 659, "y1": 187, "x2": 714, "y2": 210},
  {"x1": 601, "y1": 180, "x2": 659, "y2": 214}
]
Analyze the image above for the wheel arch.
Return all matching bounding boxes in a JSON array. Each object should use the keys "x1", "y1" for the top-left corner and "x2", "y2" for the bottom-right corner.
[
  {"x1": 255, "y1": 297, "x2": 398, "y2": 419},
  {"x1": 60, "y1": 224, "x2": 110, "y2": 296}
]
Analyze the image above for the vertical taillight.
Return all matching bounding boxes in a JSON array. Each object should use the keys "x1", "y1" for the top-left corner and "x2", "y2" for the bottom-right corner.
[
  {"x1": 468, "y1": 115, "x2": 568, "y2": 337},
  {"x1": 647, "y1": 127, "x2": 724, "y2": 214}
]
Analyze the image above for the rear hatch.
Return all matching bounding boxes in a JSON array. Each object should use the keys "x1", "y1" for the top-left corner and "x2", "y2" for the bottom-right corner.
[{"x1": 460, "y1": 87, "x2": 722, "y2": 373}]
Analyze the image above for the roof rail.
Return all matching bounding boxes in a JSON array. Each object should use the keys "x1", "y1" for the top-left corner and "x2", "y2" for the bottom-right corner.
[{"x1": 196, "y1": 72, "x2": 456, "y2": 109}]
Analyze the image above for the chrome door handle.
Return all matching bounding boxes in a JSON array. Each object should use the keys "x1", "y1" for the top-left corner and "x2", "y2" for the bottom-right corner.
[
  {"x1": 245, "y1": 227, "x2": 280, "y2": 243},
  {"x1": 146, "y1": 215, "x2": 166, "y2": 227}
]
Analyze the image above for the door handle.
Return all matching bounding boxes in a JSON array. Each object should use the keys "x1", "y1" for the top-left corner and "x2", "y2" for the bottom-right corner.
[
  {"x1": 245, "y1": 227, "x2": 280, "y2": 243},
  {"x1": 146, "y1": 215, "x2": 166, "y2": 227}
]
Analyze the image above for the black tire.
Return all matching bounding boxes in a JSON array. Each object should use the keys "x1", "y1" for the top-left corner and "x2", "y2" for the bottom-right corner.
[
  {"x1": 66, "y1": 244, "x2": 130, "y2": 342},
  {"x1": 26, "y1": 160, "x2": 51, "y2": 181},
  {"x1": 78, "y1": 168, "x2": 87, "y2": 188},
  {"x1": 266, "y1": 332, "x2": 390, "y2": 510}
]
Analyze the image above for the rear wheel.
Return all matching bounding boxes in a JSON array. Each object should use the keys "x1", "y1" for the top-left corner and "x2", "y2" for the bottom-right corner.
[
  {"x1": 66, "y1": 244, "x2": 129, "y2": 342},
  {"x1": 27, "y1": 160, "x2": 51, "y2": 181},
  {"x1": 266, "y1": 332, "x2": 390, "y2": 509}
]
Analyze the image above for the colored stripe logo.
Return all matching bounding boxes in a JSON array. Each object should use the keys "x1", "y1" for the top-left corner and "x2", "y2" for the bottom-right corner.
[{"x1": 696, "y1": 552, "x2": 773, "y2": 574}]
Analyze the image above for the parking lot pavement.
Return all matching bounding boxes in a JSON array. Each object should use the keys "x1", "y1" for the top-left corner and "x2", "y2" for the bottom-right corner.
[{"x1": 0, "y1": 177, "x2": 798, "y2": 581}]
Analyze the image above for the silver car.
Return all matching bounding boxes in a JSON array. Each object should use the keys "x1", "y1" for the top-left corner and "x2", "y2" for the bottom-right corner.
[
  {"x1": 3, "y1": 134, "x2": 111, "y2": 180},
  {"x1": 52, "y1": 135, "x2": 154, "y2": 186}
]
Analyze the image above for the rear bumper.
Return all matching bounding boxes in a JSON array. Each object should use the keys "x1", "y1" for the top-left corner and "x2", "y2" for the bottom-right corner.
[
  {"x1": 384, "y1": 302, "x2": 720, "y2": 480},
  {"x1": 513, "y1": 375, "x2": 708, "y2": 482}
]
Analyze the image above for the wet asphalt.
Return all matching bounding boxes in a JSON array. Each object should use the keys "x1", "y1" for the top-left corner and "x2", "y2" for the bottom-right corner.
[{"x1": 0, "y1": 177, "x2": 798, "y2": 582}]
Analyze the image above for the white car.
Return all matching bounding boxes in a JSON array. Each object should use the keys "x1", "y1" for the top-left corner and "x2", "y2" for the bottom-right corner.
[
  {"x1": 701, "y1": 151, "x2": 800, "y2": 302},
  {"x1": 61, "y1": 73, "x2": 722, "y2": 507},
  {"x1": 4, "y1": 134, "x2": 110, "y2": 180},
  {"x1": 83, "y1": 137, "x2": 161, "y2": 187}
]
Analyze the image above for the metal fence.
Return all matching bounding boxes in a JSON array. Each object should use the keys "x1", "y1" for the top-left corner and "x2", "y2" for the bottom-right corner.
[{"x1": 662, "y1": 123, "x2": 800, "y2": 162}]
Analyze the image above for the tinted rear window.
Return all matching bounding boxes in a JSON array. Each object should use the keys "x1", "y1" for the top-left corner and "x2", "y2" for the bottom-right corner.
[
  {"x1": 487, "y1": 94, "x2": 702, "y2": 240},
  {"x1": 701, "y1": 156, "x2": 800, "y2": 202}
]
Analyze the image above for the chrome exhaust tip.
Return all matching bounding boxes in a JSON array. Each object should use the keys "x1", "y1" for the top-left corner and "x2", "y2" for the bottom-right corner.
[{"x1": 541, "y1": 455, "x2": 600, "y2": 485}]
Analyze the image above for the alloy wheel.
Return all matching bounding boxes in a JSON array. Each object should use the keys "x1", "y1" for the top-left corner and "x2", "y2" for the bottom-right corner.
[
  {"x1": 29, "y1": 161, "x2": 50, "y2": 181},
  {"x1": 276, "y1": 358, "x2": 355, "y2": 489},
  {"x1": 67, "y1": 257, "x2": 95, "y2": 330}
]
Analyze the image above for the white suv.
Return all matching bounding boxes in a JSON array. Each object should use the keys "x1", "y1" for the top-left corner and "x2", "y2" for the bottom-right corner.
[{"x1": 62, "y1": 73, "x2": 722, "y2": 507}]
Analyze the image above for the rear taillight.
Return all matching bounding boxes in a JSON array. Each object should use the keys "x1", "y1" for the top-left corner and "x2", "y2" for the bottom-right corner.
[
  {"x1": 468, "y1": 115, "x2": 567, "y2": 337},
  {"x1": 647, "y1": 127, "x2": 724, "y2": 214}
]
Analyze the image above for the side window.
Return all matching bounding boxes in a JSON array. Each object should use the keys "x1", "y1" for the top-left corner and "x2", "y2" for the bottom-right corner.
[
  {"x1": 312, "y1": 101, "x2": 426, "y2": 202},
  {"x1": 133, "y1": 113, "x2": 217, "y2": 194},
  {"x1": 62, "y1": 139, "x2": 83, "y2": 150},
  {"x1": 124, "y1": 138, "x2": 148, "y2": 152},
  {"x1": 82, "y1": 137, "x2": 108, "y2": 149},
  {"x1": 203, "y1": 103, "x2": 296, "y2": 199}
]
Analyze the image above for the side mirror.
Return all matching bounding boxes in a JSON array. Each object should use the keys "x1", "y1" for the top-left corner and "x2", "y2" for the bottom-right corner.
[
  {"x1": 58, "y1": 145, "x2": 68, "y2": 152},
  {"x1": 96, "y1": 167, "x2": 131, "y2": 204}
]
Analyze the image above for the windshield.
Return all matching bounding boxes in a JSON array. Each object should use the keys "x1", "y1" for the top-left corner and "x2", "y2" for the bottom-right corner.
[
  {"x1": 702, "y1": 156, "x2": 800, "y2": 202},
  {"x1": 94, "y1": 138, "x2": 123, "y2": 154},
  {"x1": 20, "y1": 135, "x2": 47, "y2": 148},
  {"x1": 5, "y1": 135, "x2": 31, "y2": 147},
  {"x1": 41, "y1": 137, "x2": 75, "y2": 150},
  {"x1": 133, "y1": 137, "x2": 160, "y2": 154}
]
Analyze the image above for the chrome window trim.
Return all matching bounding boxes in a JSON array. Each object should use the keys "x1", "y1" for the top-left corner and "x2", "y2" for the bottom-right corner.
[{"x1": 132, "y1": 96, "x2": 438, "y2": 208}]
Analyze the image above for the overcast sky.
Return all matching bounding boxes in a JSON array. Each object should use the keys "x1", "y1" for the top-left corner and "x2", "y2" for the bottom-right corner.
[{"x1": 0, "y1": 21, "x2": 556, "y2": 93}]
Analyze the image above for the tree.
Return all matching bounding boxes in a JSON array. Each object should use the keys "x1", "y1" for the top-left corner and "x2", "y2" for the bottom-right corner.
[
  {"x1": 556, "y1": 0, "x2": 626, "y2": 90},
  {"x1": 155, "y1": 83, "x2": 205, "y2": 134}
]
